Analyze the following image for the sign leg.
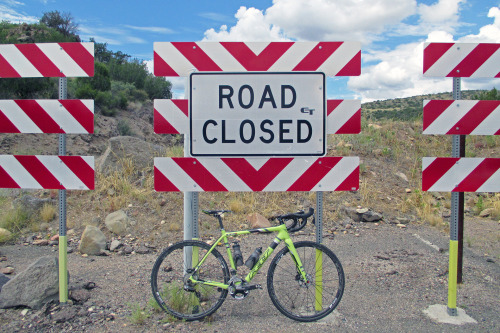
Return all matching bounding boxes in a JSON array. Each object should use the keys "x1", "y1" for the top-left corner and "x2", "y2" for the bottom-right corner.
[{"x1": 58, "y1": 78, "x2": 68, "y2": 304}]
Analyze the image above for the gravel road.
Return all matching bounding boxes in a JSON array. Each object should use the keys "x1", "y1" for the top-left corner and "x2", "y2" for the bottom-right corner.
[{"x1": 0, "y1": 222, "x2": 498, "y2": 332}]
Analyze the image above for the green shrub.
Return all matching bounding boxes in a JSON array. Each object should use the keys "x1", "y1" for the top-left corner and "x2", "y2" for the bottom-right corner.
[{"x1": 117, "y1": 119, "x2": 134, "y2": 136}]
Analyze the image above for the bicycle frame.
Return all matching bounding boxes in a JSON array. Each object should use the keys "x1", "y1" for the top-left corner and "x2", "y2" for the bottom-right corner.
[{"x1": 187, "y1": 223, "x2": 308, "y2": 289}]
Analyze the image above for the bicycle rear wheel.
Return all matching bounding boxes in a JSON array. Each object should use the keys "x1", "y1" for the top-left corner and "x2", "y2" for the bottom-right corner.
[
  {"x1": 151, "y1": 240, "x2": 229, "y2": 321},
  {"x1": 267, "y1": 241, "x2": 344, "y2": 322}
]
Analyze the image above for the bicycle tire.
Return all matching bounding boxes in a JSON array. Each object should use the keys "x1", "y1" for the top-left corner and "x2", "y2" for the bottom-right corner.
[
  {"x1": 151, "y1": 240, "x2": 230, "y2": 321},
  {"x1": 267, "y1": 241, "x2": 344, "y2": 322}
]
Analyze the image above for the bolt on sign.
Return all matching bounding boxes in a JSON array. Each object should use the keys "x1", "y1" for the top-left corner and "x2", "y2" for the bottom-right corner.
[{"x1": 189, "y1": 72, "x2": 325, "y2": 157}]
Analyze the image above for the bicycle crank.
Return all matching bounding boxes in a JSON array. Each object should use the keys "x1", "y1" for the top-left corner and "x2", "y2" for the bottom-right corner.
[{"x1": 228, "y1": 277, "x2": 262, "y2": 299}]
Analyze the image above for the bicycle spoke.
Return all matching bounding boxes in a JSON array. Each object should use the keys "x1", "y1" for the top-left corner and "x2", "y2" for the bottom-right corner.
[
  {"x1": 267, "y1": 241, "x2": 344, "y2": 322},
  {"x1": 151, "y1": 240, "x2": 229, "y2": 321}
]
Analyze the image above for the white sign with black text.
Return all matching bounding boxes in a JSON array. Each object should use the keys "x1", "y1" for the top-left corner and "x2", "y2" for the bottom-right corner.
[{"x1": 189, "y1": 72, "x2": 325, "y2": 157}]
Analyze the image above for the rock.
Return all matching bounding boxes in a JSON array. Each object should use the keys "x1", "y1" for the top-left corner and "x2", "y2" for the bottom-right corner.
[
  {"x1": 79, "y1": 226, "x2": 107, "y2": 256},
  {"x1": 362, "y1": 210, "x2": 383, "y2": 222},
  {"x1": 12, "y1": 195, "x2": 54, "y2": 218},
  {"x1": 105, "y1": 210, "x2": 131, "y2": 235},
  {"x1": 70, "y1": 289, "x2": 91, "y2": 304},
  {"x1": 33, "y1": 239, "x2": 49, "y2": 246},
  {"x1": 52, "y1": 306, "x2": 78, "y2": 323},
  {"x1": 0, "y1": 256, "x2": 59, "y2": 309},
  {"x1": 442, "y1": 210, "x2": 451, "y2": 218},
  {"x1": 341, "y1": 207, "x2": 362, "y2": 222},
  {"x1": 50, "y1": 235, "x2": 59, "y2": 242},
  {"x1": 0, "y1": 228, "x2": 12, "y2": 243},
  {"x1": 247, "y1": 213, "x2": 271, "y2": 228},
  {"x1": 341, "y1": 207, "x2": 382, "y2": 222},
  {"x1": 96, "y1": 136, "x2": 167, "y2": 175},
  {"x1": 109, "y1": 239, "x2": 122, "y2": 252},
  {"x1": 0, "y1": 267, "x2": 14, "y2": 274},
  {"x1": 135, "y1": 246, "x2": 150, "y2": 254},
  {"x1": 479, "y1": 208, "x2": 493, "y2": 218},
  {"x1": 395, "y1": 172, "x2": 409, "y2": 182},
  {"x1": 0, "y1": 273, "x2": 9, "y2": 292},
  {"x1": 396, "y1": 224, "x2": 407, "y2": 228},
  {"x1": 122, "y1": 246, "x2": 133, "y2": 255}
]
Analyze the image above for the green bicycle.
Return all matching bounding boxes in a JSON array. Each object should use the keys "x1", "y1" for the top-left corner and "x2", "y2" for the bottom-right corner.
[{"x1": 151, "y1": 208, "x2": 345, "y2": 322}]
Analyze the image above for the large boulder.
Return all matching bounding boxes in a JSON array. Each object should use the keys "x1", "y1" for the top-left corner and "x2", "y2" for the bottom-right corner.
[
  {"x1": 96, "y1": 136, "x2": 167, "y2": 174},
  {"x1": 0, "y1": 256, "x2": 59, "y2": 309},
  {"x1": 79, "y1": 226, "x2": 107, "y2": 255},
  {"x1": 105, "y1": 210, "x2": 132, "y2": 235}
]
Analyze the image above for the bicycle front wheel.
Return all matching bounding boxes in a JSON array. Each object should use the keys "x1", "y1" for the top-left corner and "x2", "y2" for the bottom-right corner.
[
  {"x1": 267, "y1": 241, "x2": 345, "y2": 322},
  {"x1": 151, "y1": 240, "x2": 229, "y2": 321}
]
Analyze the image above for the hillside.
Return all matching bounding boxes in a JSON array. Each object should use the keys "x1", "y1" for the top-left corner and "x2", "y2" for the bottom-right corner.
[{"x1": 362, "y1": 90, "x2": 485, "y2": 121}]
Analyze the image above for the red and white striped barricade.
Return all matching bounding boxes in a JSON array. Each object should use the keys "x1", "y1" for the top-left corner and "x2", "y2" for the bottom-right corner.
[
  {"x1": 423, "y1": 42, "x2": 499, "y2": 78},
  {"x1": 154, "y1": 41, "x2": 361, "y2": 77},
  {"x1": 0, "y1": 99, "x2": 94, "y2": 133},
  {"x1": 423, "y1": 42, "x2": 500, "y2": 192},
  {"x1": 0, "y1": 42, "x2": 95, "y2": 191},
  {"x1": 154, "y1": 157, "x2": 359, "y2": 192},
  {"x1": 154, "y1": 41, "x2": 361, "y2": 191},
  {"x1": 0, "y1": 42, "x2": 94, "y2": 78},
  {"x1": 423, "y1": 100, "x2": 500, "y2": 135},
  {"x1": 154, "y1": 99, "x2": 361, "y2": 135},
  {"x1": 422, "y1": 157, "x2": 500, "y2": 192},
  {"x1": 0, "y1": 155, "x2": 94, "y2": 190}
]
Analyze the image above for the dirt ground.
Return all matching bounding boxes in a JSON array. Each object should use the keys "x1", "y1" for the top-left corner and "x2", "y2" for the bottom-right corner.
[{"x1": 0, "y1": 218, "x2": 498, "y2": 333}]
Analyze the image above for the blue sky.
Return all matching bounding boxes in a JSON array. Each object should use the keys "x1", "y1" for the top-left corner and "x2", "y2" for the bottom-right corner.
[{"x1": 1, "y1": 0, "x2": 499, "y2": 101}]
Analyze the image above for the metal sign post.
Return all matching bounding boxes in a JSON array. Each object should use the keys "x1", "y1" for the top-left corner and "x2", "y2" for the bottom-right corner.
[
  {"x1": 447, "y1": 77, "x2": 465, "y2": 316},
  {"x1": 58, "y1": 77, "x2": 68, "y2": 304}
]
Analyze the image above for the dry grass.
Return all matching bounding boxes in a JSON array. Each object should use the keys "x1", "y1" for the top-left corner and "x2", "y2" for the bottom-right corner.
[
  {"x1": 40, "y1": 203, "x2": 57, "y2": 222},
  {"x1": 166, "y1": 145, "x2": 184, "y2": 157}
]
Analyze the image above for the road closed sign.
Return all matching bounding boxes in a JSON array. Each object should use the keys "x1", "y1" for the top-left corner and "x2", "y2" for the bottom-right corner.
[{"x1": 190, "y1": 72, "x2": 325, "y2": 157}]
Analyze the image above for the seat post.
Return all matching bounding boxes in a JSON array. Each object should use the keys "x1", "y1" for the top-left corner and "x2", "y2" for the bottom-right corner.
[{"x1": 216, "y1": 214, "x2": 225, "y2": 230}]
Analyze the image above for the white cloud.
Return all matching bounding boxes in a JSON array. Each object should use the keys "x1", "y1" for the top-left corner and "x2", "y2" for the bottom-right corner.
[
  {"x1": 348, "y1": 42, "x2": 452, "y2": 101},
  {"x1": 80, "y1": 24, "x2": 150, "y2": 45},
  {"x1": 123, "y1": 25, "x2": 175, "y2": 34},
  {"x1": 265, "y1": 0, "x2": 417, "y2": 43},
  {"x1": 198, "y1": 12, "x2": 233, "y2": 23},
  {"x1": 203, "y1": 1, "x2": 418, "y2": 44},
  {"x1": 203, "y1": 6, "x2": 288, "y2": 41},
  {"x1": 0, "y1": 2, "x2": 38, "y2": 24},
  {"x1": 418, "y1": 0, "x2": 465, "y2": 24},
  {"x1": 459, "y1": 6, "x2": 500, "y2": 43},
  {"x1": 349, "y1": 6, "x2": 500, "y2": 103}
]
